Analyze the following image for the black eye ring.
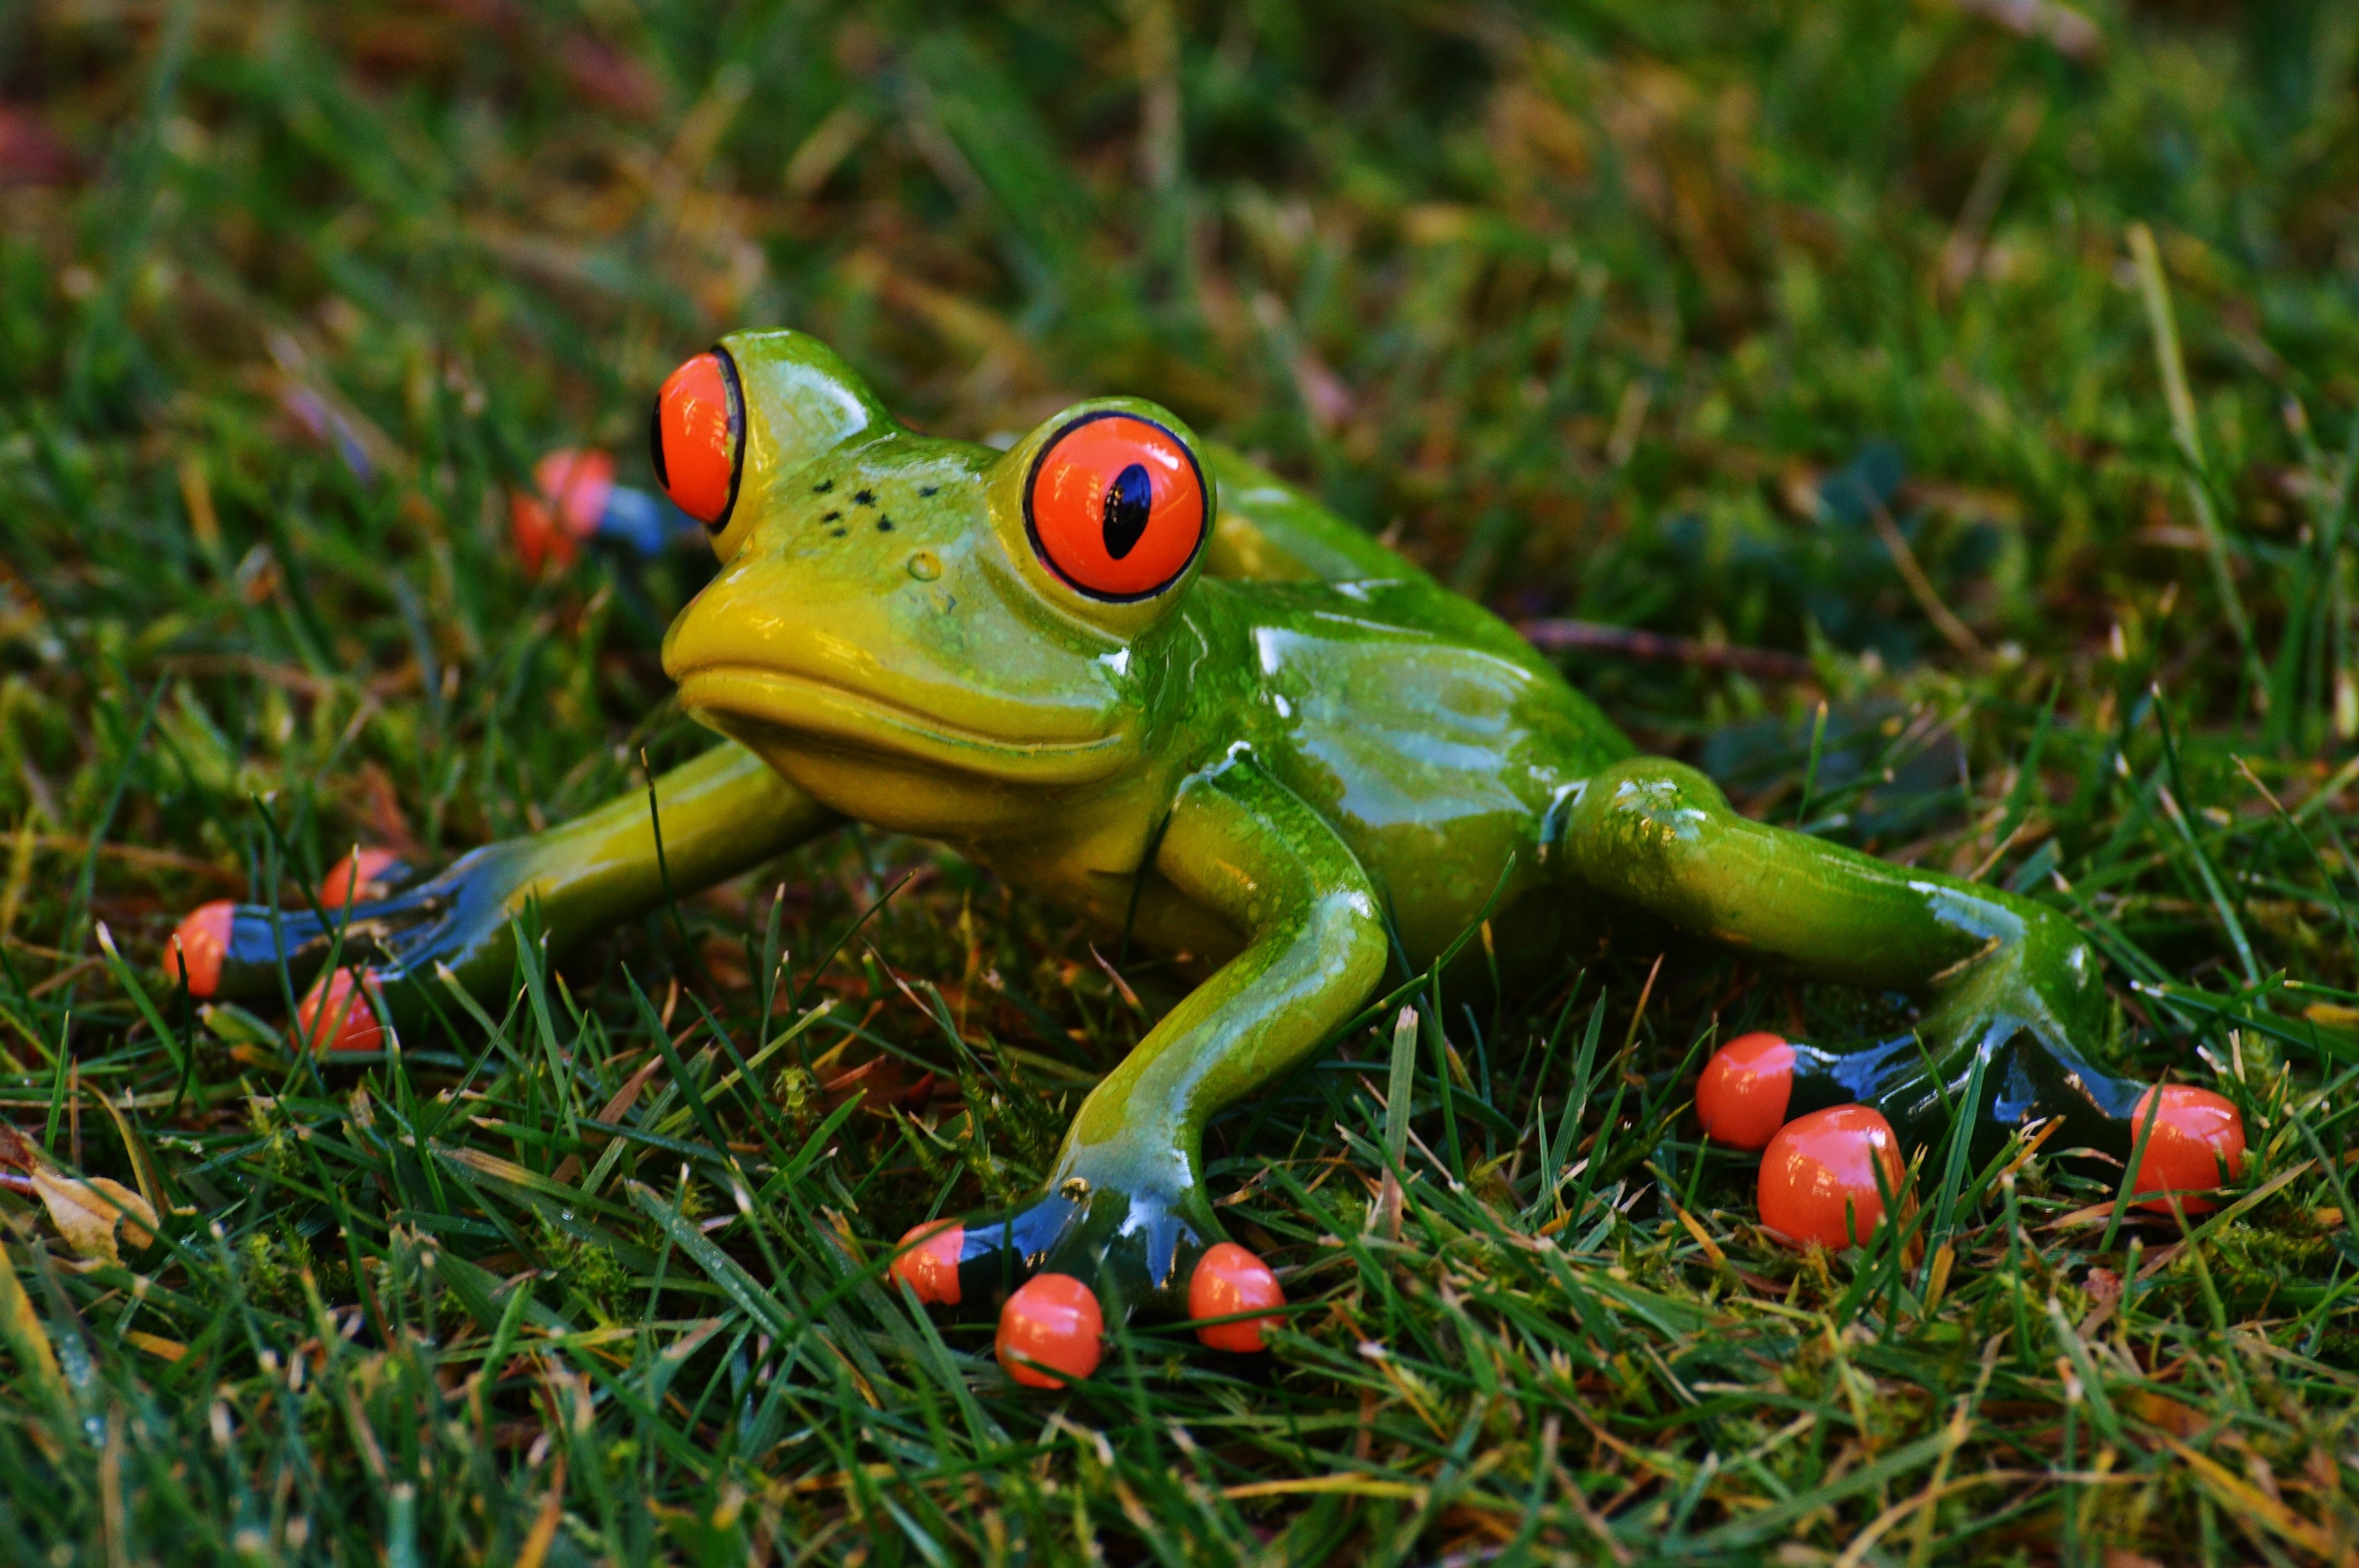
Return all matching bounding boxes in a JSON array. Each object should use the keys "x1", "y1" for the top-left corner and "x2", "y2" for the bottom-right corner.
[{"x1": 1021, "y1": 409, "x2": 1209, "y2": 603}]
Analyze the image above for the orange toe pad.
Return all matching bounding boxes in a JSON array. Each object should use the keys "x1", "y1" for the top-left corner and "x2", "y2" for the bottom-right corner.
[
  {"x1": 1189, "y1": 1242, "x2": 1285, "y2": 1352},
  {"x1": 996, "y1": 1273, "x2": 1103, "y2": 1388},
  {"x1": 890, "y1": 1221, "x2": 964, "y2": 1305},
  {"x1": 165, "y1": 901, "x2": 235, "y2": 998},
  {"x1": 1758, "y1": 1105, "x2": 1906, "y2": 1249},
  {"x1": 319, "y1": 847, "x2": 402, "y2": 909},
  {"x1": 295, "y1": 969, "x2": 384, "y2": 1054},
  {"x1": 1696, "y1": 1031, "x2": 1795, "y2": 1151},
  {"x1": 2129, "y1": 1085, "x2": 2245, "y2": 1213}
]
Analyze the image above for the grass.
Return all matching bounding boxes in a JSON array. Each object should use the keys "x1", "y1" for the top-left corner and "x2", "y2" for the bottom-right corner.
[{"x1": 3, "y1": 0, "x2": 2359, "y2": 1560}]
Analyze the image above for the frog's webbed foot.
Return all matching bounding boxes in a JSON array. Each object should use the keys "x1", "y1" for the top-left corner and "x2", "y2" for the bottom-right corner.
[
  {"x1": 1697, "y1": 1011, "x2": 2248, "y2": 1241},
  {"x1": 165, "y1": 844, "x2": 417, "y2": 995},
  {"x1": 889, "y1": 1180, "x2": 1285, "y2": 1387},
  {"x1": 1563, "y1": 758, "x2": 2246, "y2": 1234},
  {"x1": 162, "y1": 841, "x2": 540, "y2": 1050},
  {"x1": 158, "y1": 745, "x2": 843, "y2": 1052}
]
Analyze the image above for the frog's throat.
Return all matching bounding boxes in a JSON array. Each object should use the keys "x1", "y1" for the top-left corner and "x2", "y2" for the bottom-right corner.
[{"x1": 673, "y1": 666, "x2": 1134, "y2": 788}]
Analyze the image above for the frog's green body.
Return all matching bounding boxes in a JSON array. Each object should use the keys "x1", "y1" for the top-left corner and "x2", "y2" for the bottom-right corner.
[
  {"x1": 681, "y1": 463, "x2": 1632, "y2": 973},
  {"x1": 192, "y1": 330, "x2": 2194, "y2": 1371}
]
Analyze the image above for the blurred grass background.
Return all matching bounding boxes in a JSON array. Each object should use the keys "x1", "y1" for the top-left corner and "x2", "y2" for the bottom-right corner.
[{"x1": 5, "y1": 0, "x2": 2359, "y2": 1561}]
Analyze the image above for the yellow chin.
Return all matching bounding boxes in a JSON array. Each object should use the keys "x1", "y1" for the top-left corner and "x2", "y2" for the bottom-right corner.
[{"x1": 674, "y1": 667, "x2": 1133, "y2": 829}]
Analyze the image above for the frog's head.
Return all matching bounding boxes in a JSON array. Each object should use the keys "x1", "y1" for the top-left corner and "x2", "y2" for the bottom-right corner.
[{"x1": 658, "y1": 329, "x2": 1212, "y2": 836}]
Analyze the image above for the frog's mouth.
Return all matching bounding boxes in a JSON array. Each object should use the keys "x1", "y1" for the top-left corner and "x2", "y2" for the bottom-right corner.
[{"x1": 673, "y1": 665, "x2": 1133, "y2": 789}]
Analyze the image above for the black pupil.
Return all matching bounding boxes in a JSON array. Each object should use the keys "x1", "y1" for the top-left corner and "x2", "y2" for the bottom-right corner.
[
  {"x1": 648, "y1": 399, "x2": 670, "y2": 491},
  {"x1": 1102, "y1": 463, "x2": 1153, "y2": 560}
]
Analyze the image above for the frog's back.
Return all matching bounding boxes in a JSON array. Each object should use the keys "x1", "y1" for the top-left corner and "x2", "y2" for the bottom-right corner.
[{"x1": 1197, "y1": 570, "x2": 1634, "y2": 967}]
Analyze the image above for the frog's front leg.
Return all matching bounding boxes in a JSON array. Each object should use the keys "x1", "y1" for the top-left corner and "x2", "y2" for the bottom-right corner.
[
  {"x1": 891, "y1": 753, "x2": 1387, "y2": 1385},
  {"x1": 164, "y1": 742, "x2": 841, "y2": 1040},
  {"x1": 1562, "y1": 758, "x2": 2246, "y2": 1240}
]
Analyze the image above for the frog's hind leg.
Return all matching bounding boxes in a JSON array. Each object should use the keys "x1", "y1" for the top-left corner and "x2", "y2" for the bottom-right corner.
[{"x1": 1560, "y1": 757, "x2": 2247, "y2": 1234}]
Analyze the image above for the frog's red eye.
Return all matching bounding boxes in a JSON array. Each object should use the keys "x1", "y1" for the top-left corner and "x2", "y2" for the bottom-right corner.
[
  {"x1": 650, "y1": 349, "x2": 743, "y2": 530},
  {"x1": 1024, "y1": 413, "x2": 1206, "y2": 601}
]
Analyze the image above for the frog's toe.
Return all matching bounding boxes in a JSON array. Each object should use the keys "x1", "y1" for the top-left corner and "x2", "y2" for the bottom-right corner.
[
  {"x1": 164, "y1": 901, "x2": 237, "y2": 998},
  {"x1": 508, "y1": 448, "x2": 612, "y2": 575},
  {"x1": 995, "y1": 1273, "x2": 1104, "y2": 1387},
  {"x1": 1758, "y1": 1105, "x2": 1908, "y2": 1249},
  {"x1": 319, "y1": 847, "x2": 409, "y2": 909},
  {"x1": 888, "y1": 1219, "x2": 965, "y2": 1305},
  {"x1": 916, "y1": 1192, "x2": 1086, "y2": 1307},
  {"x1": 895, "y1": 1182, "x2": 1240, "y2": 1382},
  {"x1": 293, "y1": 967, "x2": 387, "y2": 1054},
  {"x1": 2127, "y1": 1085, "x2": 2245, "y2": 1214},
  {"x1": 1697, "y1": 1030, "x2": 1797, "y2": 1150},
  {"x1": 159, "y1": 891, "x2": 409, "y2": 1002},
  {"x1": 1187, "y1": 1242, "x2": 1284, "y2": 1353}
]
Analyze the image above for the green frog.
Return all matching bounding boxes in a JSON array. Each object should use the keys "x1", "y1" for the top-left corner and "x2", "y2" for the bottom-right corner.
[{"x1": 166, "y1": 330, "x2": 2244, "y2": 1385}]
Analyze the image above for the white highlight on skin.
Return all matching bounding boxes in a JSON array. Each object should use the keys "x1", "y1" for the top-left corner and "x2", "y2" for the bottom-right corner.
[{"x1": 1255, "y1": 627, "x2": 1284, "y2": 676}]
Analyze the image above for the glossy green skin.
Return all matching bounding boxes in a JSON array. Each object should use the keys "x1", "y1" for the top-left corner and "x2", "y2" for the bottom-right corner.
[{"x1": 210, "y1": 330, "x2": 2141, "y2": 1317}]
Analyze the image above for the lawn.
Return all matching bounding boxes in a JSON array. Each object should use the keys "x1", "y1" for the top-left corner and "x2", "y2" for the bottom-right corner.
[{"x1": 4, "y1": 0, "x2": 2359, "y2": 1562}]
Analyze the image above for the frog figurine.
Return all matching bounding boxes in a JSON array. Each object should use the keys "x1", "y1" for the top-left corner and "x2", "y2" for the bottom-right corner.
[{"x1": 164, "y1": 330, "x2": 2246, "y2": 1386}]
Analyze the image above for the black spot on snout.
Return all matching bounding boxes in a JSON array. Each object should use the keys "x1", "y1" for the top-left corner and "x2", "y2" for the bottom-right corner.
[
  {"x1": 1103, "y1": 463, "x2": 1153, "y2": 560},
  {"x1": 853, "y1": 489, "x2": 876, "y2": 506},
  {"x1": 813, "y1": 479, "x2": 834, "y2": 494}
]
